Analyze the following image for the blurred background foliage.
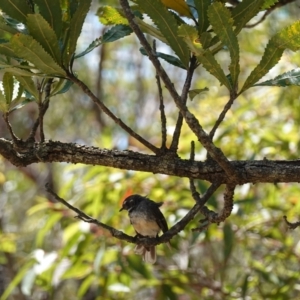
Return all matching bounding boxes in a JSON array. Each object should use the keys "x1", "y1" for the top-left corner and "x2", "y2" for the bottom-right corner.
[{"x1": 1, "y1": 0, "x2": 300, "y2": 299}]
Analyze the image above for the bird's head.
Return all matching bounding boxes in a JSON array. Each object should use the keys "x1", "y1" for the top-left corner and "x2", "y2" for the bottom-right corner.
[{"x1": 119, "y1": 194, "x2": 144, "y2": 212}]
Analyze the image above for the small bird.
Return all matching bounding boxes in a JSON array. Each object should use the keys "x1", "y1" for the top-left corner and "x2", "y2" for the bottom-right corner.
[{"x1": 119, "y1": 194, "x2": 169, "y2": 264}]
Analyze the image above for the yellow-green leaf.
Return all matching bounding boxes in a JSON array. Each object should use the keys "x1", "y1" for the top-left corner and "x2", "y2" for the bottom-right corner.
[
  {"x1": 11, "y1": 33, "x2": 66, "y2": 76},
  {"x1": 208, "y1": 2, "x2": 240, "y2": 87},
  {"x1": 27, "y1": 14, "x2": 61, "y2": 64}
]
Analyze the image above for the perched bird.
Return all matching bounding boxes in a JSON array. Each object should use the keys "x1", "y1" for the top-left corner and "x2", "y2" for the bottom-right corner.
[{"x1": 119, "y1": 194, "x2": 169, "y2": 264}]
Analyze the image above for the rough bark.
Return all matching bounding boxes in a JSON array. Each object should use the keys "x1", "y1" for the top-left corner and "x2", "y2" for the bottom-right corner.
[{"x1": 1, "y1": 138, "x2": 300, "y2": 185}]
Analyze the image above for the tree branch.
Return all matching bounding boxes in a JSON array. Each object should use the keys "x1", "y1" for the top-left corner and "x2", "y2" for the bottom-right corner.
[
  {"x1": 67, "y1": 72, "x2": 160, "y2": 154},
  {"x1": 2, "y1": 138, "x2": 300, "y2": 184},
  {"x1": 119, "y1": 0, "x2": 239, "y2": 180}
]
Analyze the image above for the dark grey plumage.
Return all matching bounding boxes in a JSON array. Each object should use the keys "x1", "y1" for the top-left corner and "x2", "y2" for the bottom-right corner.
[{"x1": 120, "y1": 194, "x2": 168, "y2": 264}]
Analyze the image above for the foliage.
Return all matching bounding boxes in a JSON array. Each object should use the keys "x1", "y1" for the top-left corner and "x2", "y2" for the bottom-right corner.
[{"x1": 0, "y1": 0, "x2": 300, "y2": 299}]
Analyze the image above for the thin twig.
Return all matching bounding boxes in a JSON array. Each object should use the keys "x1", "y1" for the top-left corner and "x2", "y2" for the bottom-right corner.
[
  {"x1": 67, "y1": 71, "x2": 160, "y2": 154},
  {"x1": 39, "y1": 79, "x2": 53, "y2": 142},
  {"x1": 209, "y1": 91, "x2": 237, "y2": 141},
  {"x1": 283, "y1": 215, "x2": 300, "y2": 230},
  {"x1": 153, "y1": 40, "x2": 167, "y2": 150},
  {"x1": 3, "y1": 112, "x2": 19, "y2": 143},
  {"x1": 170, "y1": 56, "x2": 197, "y2": 153},
  {"x1": 119, "y1": 0, "x2": 238, "y2": 180},
  {"x1": 45, "y1": 182, "x2": 220, "y2": 247}
]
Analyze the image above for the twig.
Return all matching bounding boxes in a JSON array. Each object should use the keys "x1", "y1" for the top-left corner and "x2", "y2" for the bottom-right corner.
[
  {"x1": 170, "y1": 56, "x2": 197, "y2": 153},
  {"x1": 3, "y1": 112, "x2": 19, "y2": 144},
  {"x1": 45, "y1": 182, "x2": 220, "y2": 247},
  {"x1": 283, "y1": 215, "x2": 300, "y2": 229},
  {"x1": 153, "y1": 41, "x2": 167, "y2": 151},
  {"x1": 45, "y1": 183, "x2": 136, "y2": 243},
  {"x1": 119, "y1": 0, "x2": 239, "y2": 180},
  {"x1": 67, "y1": 72, "x2": 160, "y2": 155},
  {"x1": 209, "y1": 91, "x2": 237, "y2": 141},
  {"x1": 39, "y1": 79, "x2": 53, "y2": 142},
  {"x1": 27, "y1": 79, "x2": 53, "y2": 142}
]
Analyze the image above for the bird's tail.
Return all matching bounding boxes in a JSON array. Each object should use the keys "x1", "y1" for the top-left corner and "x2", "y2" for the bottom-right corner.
[{"x1": 134, "y1": 245, "x2": 156, "y2": 264}]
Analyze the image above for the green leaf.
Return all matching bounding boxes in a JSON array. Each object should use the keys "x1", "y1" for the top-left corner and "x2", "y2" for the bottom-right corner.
[
  {"x1": 36, "y1": 212, "x2": 62, "y2": 247},
  {"x1": 178, "y1": 24, "x2": 202, "y2": 54},
  {"x1": 0, "y1": 89, "x2": 8, "y2": 112},
  {"x1": 63, "y1": 0, "x2": 92, "y2": 65},
  {"x1": 188, "y1": 88, "x2": 209, "y2": 101},
  {"x1": 0, "y1": 42, "x2": 18, "y2": 58},
  {"x1": 232, "y1": 0, "x2": 265, "y2": 34},
  {"x1": 0, "y1": 0, "x2": 31, "y2": 24},
  {"x1": 273, "y1": 20, "x2": 300, "y2": 52},
  {"x1": 14, "y1": 75, "x2": 39, "y2": 99},
  {"x1": 140, "y1": 47, "x2": 186, "y2": 69},
  {"x1": 8, "y1": 97, "x2": 35, "y2": 112},
  {"x1": 3, "y1": 67, "x2": 38, "y2": 77},
  {"x1": 50, "y1": 78, "x2": 73, "y2": 96},
  {"x1": 0, "y1": 259, "x2": 36, "y2": 300},
  {"x1": 2, "y1": 72, "x2": 14, "y2": 105},
  {"x1": 97, "y1": 6, "x2": 128, "y2": 25},
  {"x1": 197, "y1": 50, "x2": 231, "y2": 89},
  {"x1": 194, "y1": 0, "x2": 210, "y2": 34},
  {"x1": 136, "y1": 18, "x2": 167, "y2": 44},
  {"x1": 262, "y1": 0, "x2": 279, "y2": 10},
  {"x1": 27, "y1": 14, "x2": 61, "y2": 64},
  {"x1": 254, "y1": 69, "x2": 300, "y2": 87},
  {"x1": 135, "y1": 0, "x2": 190, "y2": 68},
  {"x1": 0, "y1": 19, "x2": 18, "y2": 41},
  {"x1": 102, "y1": 25, "x2": 133, "y2": 44},
  {"x1": 34, "y1": 0, "x2": 62, "y2": 39},
  {"x1": 208, "y1": 2, "x2": 240, "y2": 87},
  {"x1": 223, "y1": 222, "x2": 234, "y2": 264},
  {"x1": 74, "y1": 38, "x2": 102, "y2": 59},
  {"x1": 240, "y1": 22, "x2": 300, "y2": 92},
  {"x1": 11, "y1": 33, "x2": 66, "y2": 76},
  {"x1": 241, "y1": 42, "x2": 283, "y2": 92}
]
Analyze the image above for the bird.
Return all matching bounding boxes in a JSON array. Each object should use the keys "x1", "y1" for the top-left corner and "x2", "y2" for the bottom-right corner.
[{"x1": 119, "y1": 194, "x2": 169, "y2": 264}]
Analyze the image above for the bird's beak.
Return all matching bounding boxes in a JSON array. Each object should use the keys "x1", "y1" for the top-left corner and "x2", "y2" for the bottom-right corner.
[{"x1": 119, "y1": 207, "x2": 124, "y2": 212}]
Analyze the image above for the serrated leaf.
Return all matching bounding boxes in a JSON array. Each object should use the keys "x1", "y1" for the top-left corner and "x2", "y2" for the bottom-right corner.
[
  {"x1": 199, "y1": 32, "x2": 212, "y2": 49},
  {"x1": 3, "y1": 72, "x2": 14, "y2": 104},
  {"x1": 241, "y1": 40, "x2": 284, "y2": 92},
  {"x1": 273, "y1": 20, "x2": 300, "y2": 52},
  {"x1": 0, "y1": 20, "x2": 18, "y2": 41},
  {"x1": 135, "y1": 0, "x2": 190, "y2": 68},
  {"x1": 178, "y1": 24, "x2": 202, "y2": 54},
  {"x1": 64, "y1": 0, "x2": 92, "y2": 65},
  {"x1": 97, "y1": 6, "x2": 128, "y2": 25},
  {"x1": 14, "y1": 75, "x2": 39, "y2": 99},
  {"x1": 11, "y1": 33, "x2": 66, "y2": 76},
  {"x1": 261, "y1": 0, "x2": 279, "y2": 10},
  {"x1": 3, "y1": 67, "x2": 39, "y2": 77},
  {"x1": 136, "y1": 18, "x2": 167, "y2": 44},
  {"x1": 0, "y1": 42, "x2": 17, "y2": 58},
  {"x1": 232, "y1": 0, "x2": 265, "y2": 34},
  {"x1": 161, "y1": 0, "x2": 192, "y2": 17},
  {"x1": 194, "y1": 0, "x2": 210, "y2": 34},
  {"x1": 254, "y1": 69, "x2": 300, "y2": 87},
  {"x1": 0, "y1": 0, "x2": 31, "y2": 24},
  {"x1": 27, "y1": 14, "x2": 61, "y2": 63},
  {"x1": 34, "y1": 0, "x2": 62, "y2": 39},
  {"x1": 140, "y1": 47, "x2": 186, "y2": 69},
  {"x1": 102, "y1": 25, "x2": 133, "y2": 43},
  {"x1": 241, "y1": 22, "x2": 300, "y2": 92},
  {"x1": 188, "y1": 88, "x2": 209, "y2": 101},
  {"x1": 197, "y1": 50, "x2": 231, "y2": 89},
  {"x1": 208, "y1": 2, "x2": 240, "y2": 87}
]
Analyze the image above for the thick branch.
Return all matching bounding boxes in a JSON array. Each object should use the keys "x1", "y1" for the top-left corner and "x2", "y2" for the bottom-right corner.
[{"x1": 2, "y1": 138, "x2": 300, "y2": 184}]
